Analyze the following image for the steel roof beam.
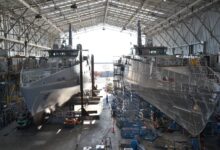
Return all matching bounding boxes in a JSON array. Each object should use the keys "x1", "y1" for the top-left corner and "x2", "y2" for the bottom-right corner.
[
  {"x1": 23, "y1": 0, "x2": 103, "y2": 20},
  {"x1": 17, "y1": 0, "x2": 63, "y2": 34},
  {"x1": 57, "y1": 14, "x2": 104, "y2": 27},
  {"x1": 145, "y1": 0, "x2": 204, "y2": 34},
  {"x1": 54, "y1": 11, "x2": 104, "y2": 25},
  {"x1": 147, "y1": 0, "x2": 219, "y2": 36},
  {"x1": 34, "y1": 3, "x2": 104, "y2": 19},
  {"x1": 103, "y1": 0, "x2": 110, "y2": 24},
  {"x1": 122, "y1": 0, "x2": 147, "y2": 29},
  {"x1": 39, "y1": 0, "x2": 101, "y2": 12},
  {"x1": 71, "y1": 18, "x2": 103, "y2": 31},
  {"x1": 45, "y1": 6, "x2": 104, "y2": 22},
  {"x1": 0, "y1": 36, "x2": 50, "y2": 49},
  {"x1": 3, "y1": 7, "x2": 54, "y2": 36}
]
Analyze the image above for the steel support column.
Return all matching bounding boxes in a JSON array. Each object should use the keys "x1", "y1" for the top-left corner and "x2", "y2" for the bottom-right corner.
[
  {"x1": 78, "y1": 44, "x2": 84, "y2": 119},
  {"x1": 91, "y1": 55, "x2": 95, "y2": 96}
]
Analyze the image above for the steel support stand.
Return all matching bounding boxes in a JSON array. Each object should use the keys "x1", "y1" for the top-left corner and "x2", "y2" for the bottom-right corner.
[{"x1": 77, "y1": 44, "x2": 84, "y2": 123}]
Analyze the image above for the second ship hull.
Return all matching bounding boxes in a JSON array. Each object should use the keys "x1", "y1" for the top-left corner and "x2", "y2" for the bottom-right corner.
[{"x1": 122, "y1": 57, "x2": 220, "y2": 136}]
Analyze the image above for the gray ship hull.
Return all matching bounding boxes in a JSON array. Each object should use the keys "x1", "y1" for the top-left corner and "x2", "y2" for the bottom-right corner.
[
  {"x1": 122, "y1": 57, "x2": 220, "y2": 136},
  {"x1": 21, "y1": 62, "x2": 91, "y2": 117}
]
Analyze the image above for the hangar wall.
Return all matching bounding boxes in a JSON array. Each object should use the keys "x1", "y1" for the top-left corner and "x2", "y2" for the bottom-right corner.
[
  {"x1": 0, "y1": 11, "x2": 56, "y2": 56},
  {"x1": 152, "y1": 7, "x2": 220, "y2": 56}
]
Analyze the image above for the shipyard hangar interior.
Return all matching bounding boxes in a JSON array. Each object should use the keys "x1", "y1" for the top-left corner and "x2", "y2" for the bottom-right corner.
[{"x1": 0, "y1": 0, "x2": 220, "y2": 150}]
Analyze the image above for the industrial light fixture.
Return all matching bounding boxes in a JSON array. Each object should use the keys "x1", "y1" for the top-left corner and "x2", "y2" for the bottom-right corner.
[
  {"x1": 163, "y1": 0, "x2": 166, "y2": 2},
  {"x1": 71, "y1": 3, "x2": 77, "y2": 9},
  {"x1": 35, "y1": 14, "x2": 42, "y2": 19}
]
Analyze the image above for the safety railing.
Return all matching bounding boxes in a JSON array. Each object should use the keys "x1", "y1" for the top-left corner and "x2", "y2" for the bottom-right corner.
[
  {"x1": 123, "y1": 56, "x2": 220, "y2": 94},
  {"x1": 207, "y1": 66, "x2": 220, "y2": 84},
  {"x1": 21, "y1": 67, "x2": 61, "y2": 86},
  {"x1": 158, "y1": 66, "x2": 218, "y2": 94}
]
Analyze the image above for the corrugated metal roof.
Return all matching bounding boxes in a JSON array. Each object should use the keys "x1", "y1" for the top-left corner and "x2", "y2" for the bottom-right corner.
[{"x1": 0, "y1": 0, "x2": 209, "y2": 33}]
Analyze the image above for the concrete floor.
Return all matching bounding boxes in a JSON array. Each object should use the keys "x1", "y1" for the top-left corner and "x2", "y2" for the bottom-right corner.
[
  {"x1": 0, "y1": 95, "x2": 193, "y2": 150},
  {"x1": 0, "y1": 93, "x2": 219, "y2": 150},
  {"x1": 0, "y1": 98, "x2": 122, "y2": 150}
]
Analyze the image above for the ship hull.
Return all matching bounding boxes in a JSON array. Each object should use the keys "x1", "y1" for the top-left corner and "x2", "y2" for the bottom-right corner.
[
  {"x1": 21, "y1": 62, "x2": 91, "y2": 118},
  {"x1": 123, "y1": 57, "x2": 220, "y2": 136}
]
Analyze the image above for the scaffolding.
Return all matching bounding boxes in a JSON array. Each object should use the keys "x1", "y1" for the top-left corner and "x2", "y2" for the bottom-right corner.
[
  {"x1": 0, "y1": 55, "x2": 23, "y2": 129},
  {"x1": 113, "y1": 58, "x2": 124, "y2": 92}
]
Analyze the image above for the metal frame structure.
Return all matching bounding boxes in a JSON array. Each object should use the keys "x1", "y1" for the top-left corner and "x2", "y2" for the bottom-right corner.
[
  {"x1": 0, "y1": 5, "x2": 55, "y2": 56},
  {"x1": 0, "y1": 0, "x2": 219, "y2": 56},
  {"x1": 152, "y1": 1, "x2": 220, "y2": 55}
]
